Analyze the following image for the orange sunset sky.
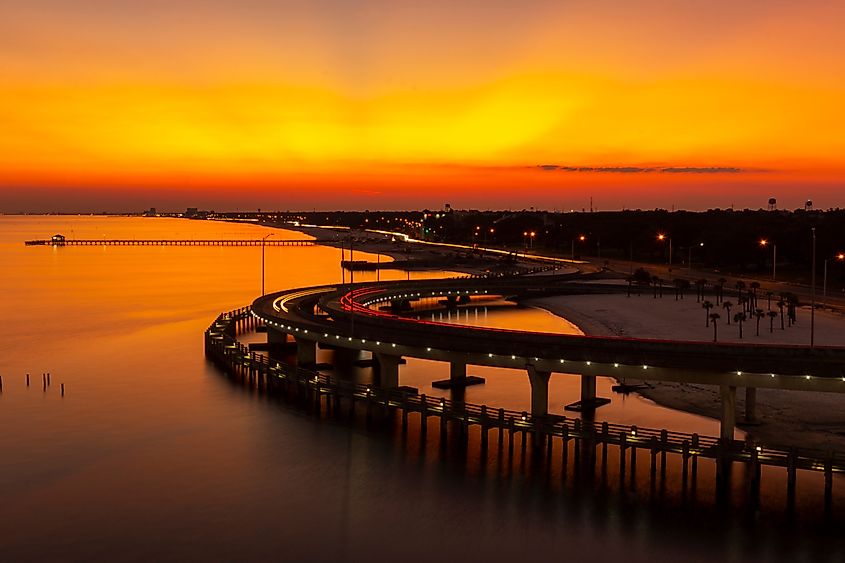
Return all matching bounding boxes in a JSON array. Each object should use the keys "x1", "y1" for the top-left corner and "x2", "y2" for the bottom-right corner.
[{"x1": 1, "y1": 0, "x2": 843, "y2": 211}]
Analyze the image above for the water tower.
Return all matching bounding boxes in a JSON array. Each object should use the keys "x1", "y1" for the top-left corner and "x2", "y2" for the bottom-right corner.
[
  {"x1": 768, "y1": 197, "x2": 777, "y2": 211},
  {"x1": 805, "y1": 200, "x2": 813, "y2": 211}
]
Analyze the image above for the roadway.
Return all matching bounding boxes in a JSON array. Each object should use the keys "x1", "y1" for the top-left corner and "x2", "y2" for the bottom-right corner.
[{"x1": 251, "y1": 272, "x2": 845, "y2": 440}]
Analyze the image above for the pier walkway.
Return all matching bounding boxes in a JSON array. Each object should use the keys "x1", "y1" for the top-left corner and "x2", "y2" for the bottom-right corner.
[
  {"x1": 206, "y1": 305, "x2": 845, "y2": 507},
  {"x1": 25, "y1": 238, "x2": 315, "y2": 246}
]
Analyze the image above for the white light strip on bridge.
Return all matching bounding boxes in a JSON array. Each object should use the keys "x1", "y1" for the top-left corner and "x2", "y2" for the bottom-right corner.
[
  {"x1": 256, "y1": 308, "x2": 843, "y2": 383},
  {"x1": 274, "y1": 287, "x2": 335, "y2": 313},
  {"x1": 257, "y1": 282, "x2": 845, "y2": 387}
]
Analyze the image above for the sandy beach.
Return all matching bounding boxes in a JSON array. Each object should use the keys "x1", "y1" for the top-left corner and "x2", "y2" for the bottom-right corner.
[{"x1": 527, "y1": 291, "x2": 845, "y2": 451}]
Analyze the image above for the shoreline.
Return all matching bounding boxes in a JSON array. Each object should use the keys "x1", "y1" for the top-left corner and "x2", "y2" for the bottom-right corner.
[
  {"x1": 278, "y1": 223, "x2": 579, "y2": 276},
  {"x1": 274, "y1": 222, "x2": 845, "y2": 451},
  {"x1": 527, "y1": 294, "x2": 845, "y2": 451}
]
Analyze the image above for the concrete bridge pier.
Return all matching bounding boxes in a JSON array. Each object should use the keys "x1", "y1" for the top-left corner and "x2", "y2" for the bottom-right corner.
[
  {"x1": 267, "y1": 328, "x2": 290, "y2": 360},
  {"x1": 449, "y1": 361, "x2": 468, "y2": 402},
  {"x1": 294, "y1": 336, "x2": 317, "y2": 367},
  {"x1": 450, "y1": 361, "x2": 466, "y2": 381},
  {"x1": 745, "y1": 387, "x2": 757, "y2": 423},
  {"x1": 527, "y1": 365, "x2": 551, "y2": 417},
  {"x1": 432, "y1": 359, "x2": 484, "y2": 391},
  {"x1": 564, "y1": 374, "x2": 610, "y2": 413},
  {"x1": 375, "y1": 353, "x2": 401, "y2": 388},
  {"x1": 720, "y1": 385, "x2": 737, "y2": 441},
  {"x1": 581, "y1": 375, "x2": 596, "y2": 403}
]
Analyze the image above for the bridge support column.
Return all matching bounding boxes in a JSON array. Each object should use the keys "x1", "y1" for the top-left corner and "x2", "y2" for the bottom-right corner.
[
  {"x1": 581, "y1": 375, "x2": 596, "y2": 403},
  {"x1": 720, "y1": 385, "x2": 736, "y2": 441},
  {"x1": 450, "y1": 361, "x2": 466, "y2": 381},
  {"x1": 375, "y1": 353, "x2": 401, "y2": 389},
  {"x1": 294, "y1": 336, "x2": 317, "y2": 367},
  {"x1": 564, "y1": 374, "x2": 610, "y2": 412},
  {"x1": 744, "y1": 387, "x2": 757, "y2": 423},
  {"x1": 527, "y1": 365, "x2": 551, "y2": 417},
  {"x1": 267, "y1": 327, "x2": 287, "y2": 344}
]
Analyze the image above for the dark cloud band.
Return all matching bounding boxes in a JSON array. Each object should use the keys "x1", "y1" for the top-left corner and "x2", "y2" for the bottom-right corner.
[{"x1": 538, "y1": 165, "x2": 746, "y2": 174}]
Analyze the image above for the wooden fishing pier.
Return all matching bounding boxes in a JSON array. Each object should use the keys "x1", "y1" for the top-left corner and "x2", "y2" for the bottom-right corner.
[{"x1": 25, "y1": 238, "x2": 315, "y2": 247}]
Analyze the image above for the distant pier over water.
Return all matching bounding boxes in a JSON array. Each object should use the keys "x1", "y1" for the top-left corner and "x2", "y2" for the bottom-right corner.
[{"x1": 25, "y1": 234, "x2": 315, "y2": 247}]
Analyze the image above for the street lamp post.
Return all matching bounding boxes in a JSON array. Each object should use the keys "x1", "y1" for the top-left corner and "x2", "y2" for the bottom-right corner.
[
  {"x1": 822, "y1": 253, "x2": 845, "y2": 309},
  {"x1": 811, "y1": 228, "x2": 816, "y2": 349},
  {"x1": 760, "y1": 239, "x2": 776, "y2": 280},
  {"x1": 261, "y1": 233, "x2": 273, "y2": 296},
  {"x1": 688, "y1": 242, "x2": 704, "y2": 272},
  {"x1": 529, "y1": 231, "x2": 536, "y2": 250},
  {"x1": 572, "y1": 235, "x2": 585, "y2": 260},
  {"x1": 657, "y1": 234, "x2": 672, "y2": 265}
]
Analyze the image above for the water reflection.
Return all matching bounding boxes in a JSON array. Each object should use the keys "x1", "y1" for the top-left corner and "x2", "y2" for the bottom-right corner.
[{"x1": 1, "y1": 216, "x2": 844, "y2": 562}]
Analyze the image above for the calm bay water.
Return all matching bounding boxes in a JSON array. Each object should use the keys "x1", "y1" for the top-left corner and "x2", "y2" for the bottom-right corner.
[{"x1": 1, "y1": 216, "x2": 842, "y2": 562}]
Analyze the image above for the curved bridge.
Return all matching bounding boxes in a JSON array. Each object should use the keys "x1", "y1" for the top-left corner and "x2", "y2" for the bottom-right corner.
[{"x1": 251, "y1": 273, "x2": 845, "y2": 441}]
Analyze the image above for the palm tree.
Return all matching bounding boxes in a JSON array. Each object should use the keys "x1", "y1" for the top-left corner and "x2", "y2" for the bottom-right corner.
[
  {"x1": 679, "y1": 279, "x2": 690, "y2": 299},
  {"x1": 766, "y1": 290, "x2": 774, "y2": 310},
  {"x1": 673, "y1": 278, "x2": 685, "y2": 301},
  {"x1": 710, "y1": 312, "x2": 721, "y2": 342},
  {"x1": 784, "y1": 292, "x2": 799, "y2": 326},
  {"x1": 777, "y1": 299, "x2": 786, "y2": 330},
  {"x1": 749, "y1": 281, "x2": 761, "y2": 309},
  {"x1": 738, "y1": 296, "x2": 748, "y2": 316},
  {"x1": 767, "y1": 310, "x2": 778, "y2": 333},
  {"x1": 703, "y1": 300, "x2": 714, "y2": 326},
  {"x1": 695, "y1": 278, "x2": 708, "y2": 302},
  {"x1": 716, "y1": 277, "x2": 727, "y2": 304},
  {"x1": 722, "y1": 300, "x2": 733, "y2": 324},
  {"x1": 734, "y1": 280, "x2": 746, "y2": 299},
  {"x1": 754, "y1": 308, "x2": 765, "y2": 336},
  {"x1": 734, "y1": 312, "x2": 747, "y2": 338},
  {"x1": 631, "y1": 267, "x2": 651, "y2": 297}
]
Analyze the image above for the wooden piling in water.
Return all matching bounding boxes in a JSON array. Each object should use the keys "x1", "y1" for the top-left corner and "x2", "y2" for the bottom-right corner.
[
  {"x1": 630, "y1": 426, "x2": 638, "y2": 475},
  {"x1": 787, "y1": 449, "x2": 797, "y2": 502},
  {"x1": 650, "y1": 436, "x2": 658, "y2": 478},
  {"x1": 825, "y1": 456, "x2": 834, "y2": 507},
  {"x1": 561, "y1": 425, "x2": 569, "y2": 472},
  {"x1": 508, "y1": 417, "x2": 515, "y2": 458}
]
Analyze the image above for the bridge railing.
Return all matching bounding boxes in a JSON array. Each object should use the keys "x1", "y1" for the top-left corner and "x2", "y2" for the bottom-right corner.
[{"x1": 204, "y1": 305, "x2": 845, "y2": 475}]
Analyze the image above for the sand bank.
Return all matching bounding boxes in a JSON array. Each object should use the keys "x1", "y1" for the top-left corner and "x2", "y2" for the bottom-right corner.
[{"x1": 527, "y1": 292, "x2": 845, "y2": 450}]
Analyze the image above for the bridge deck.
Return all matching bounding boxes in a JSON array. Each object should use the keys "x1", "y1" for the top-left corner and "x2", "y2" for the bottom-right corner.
[{"x1": 205, "y1": 306, "x2": 845, "y2": 495}]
